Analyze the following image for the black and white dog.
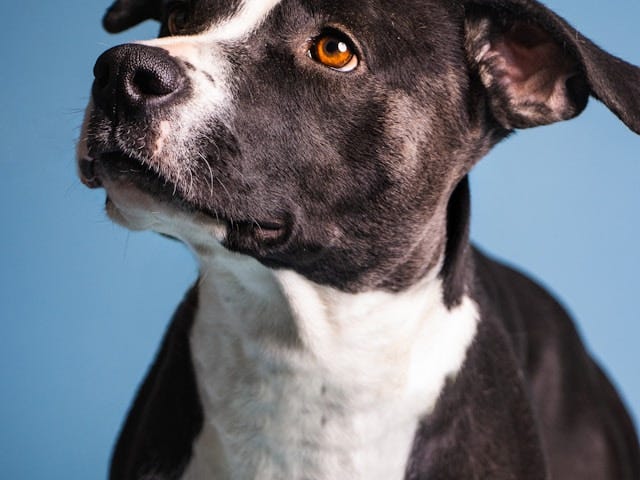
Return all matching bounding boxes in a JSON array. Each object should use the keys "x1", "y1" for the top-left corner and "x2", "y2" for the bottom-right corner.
[{"x1": 77, "y1": 0, "x2": 640, "y2": 478}]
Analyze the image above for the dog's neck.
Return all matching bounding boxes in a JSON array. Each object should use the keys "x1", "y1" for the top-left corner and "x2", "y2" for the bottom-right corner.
[{"x1": 181, "y1": 246, "x2": 479, "y2": 480}]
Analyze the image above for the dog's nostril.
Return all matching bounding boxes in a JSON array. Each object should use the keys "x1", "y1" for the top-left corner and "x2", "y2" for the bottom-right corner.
[{"x1": 132, "y1": 68, "x2": 179, "y2": 97}]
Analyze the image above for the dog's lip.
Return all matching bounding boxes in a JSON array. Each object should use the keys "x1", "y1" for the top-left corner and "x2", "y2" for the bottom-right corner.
[
  {"x1": 229, "y1": 218, "x2": 291, "y2": 244},
  {"x1": 78, "y1": 155, "x2": 102, "y2": 189},
  {"x1": 79, "y1": 150, "x2": 293, "y2": 246}
]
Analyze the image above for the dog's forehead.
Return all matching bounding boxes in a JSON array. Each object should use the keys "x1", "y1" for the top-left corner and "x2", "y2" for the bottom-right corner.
[
  {"x1": 190, "y1": 0, "x2": 456, "y2": 41},
  {"x1": 197, "y1": 0, "x2": 284, "y2": 40}
]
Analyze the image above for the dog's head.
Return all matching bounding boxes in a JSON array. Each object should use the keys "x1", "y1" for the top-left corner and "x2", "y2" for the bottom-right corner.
[{"x1": 78, "y1": 0, "x2": 640, "y2": 301}]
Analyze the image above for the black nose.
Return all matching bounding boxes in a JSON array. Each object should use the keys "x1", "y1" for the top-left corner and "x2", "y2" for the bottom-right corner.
[{"x1": 92, "y1": 44, "x2": 185, "y2": 117}]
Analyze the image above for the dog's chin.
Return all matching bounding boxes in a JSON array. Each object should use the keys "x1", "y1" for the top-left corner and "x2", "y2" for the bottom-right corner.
[{"x1": 77, "y1": 151, "x2": 292, "y2": 257}]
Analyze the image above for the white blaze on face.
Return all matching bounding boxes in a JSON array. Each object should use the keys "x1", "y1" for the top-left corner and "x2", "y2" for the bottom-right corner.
[
  {"x1": 130, "y1": 0, "x2": 285, "y2": 171},
  {"x1": 211, "y1": 0, "x2": 285, "y2": 41},
  {"x1": 142, "y1": 0, "x2": 285, "y2": 48}
]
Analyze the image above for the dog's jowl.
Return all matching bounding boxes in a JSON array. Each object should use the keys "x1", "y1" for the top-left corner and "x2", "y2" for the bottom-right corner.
[{"x1": 77, "y1": 0, "x2": 640, "y2": 478}]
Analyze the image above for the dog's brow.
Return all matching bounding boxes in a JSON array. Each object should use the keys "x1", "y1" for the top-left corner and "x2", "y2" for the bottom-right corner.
[{"x1": 210, "y1": 0, "x2": 284, "y2": 40}]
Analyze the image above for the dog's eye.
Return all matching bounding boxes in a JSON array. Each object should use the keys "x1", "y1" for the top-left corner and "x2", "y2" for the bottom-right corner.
[
  {"x1": 309, "y1": 32, "x2": 359, "y2": 72},
  {"x1": 167, "y1": 3, "x2": 189, "y2": 35}
]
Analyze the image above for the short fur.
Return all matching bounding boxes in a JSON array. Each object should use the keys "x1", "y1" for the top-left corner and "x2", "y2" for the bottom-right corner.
[{"x1": 77, "y1": 0, "x2": 640, "y2": 478}]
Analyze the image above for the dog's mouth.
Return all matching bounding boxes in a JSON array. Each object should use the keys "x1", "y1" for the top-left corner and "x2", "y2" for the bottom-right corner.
[
  {"x1": 78, "y1": 151, "x2": 291, "y2": 247},
  {"x1": 78, "y1": 153, "x2": 104, "y2": 189}
]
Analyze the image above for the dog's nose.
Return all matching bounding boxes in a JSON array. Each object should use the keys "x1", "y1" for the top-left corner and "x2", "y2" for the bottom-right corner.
[{"x1": 92, "y1": 44, "x2": 185, "y2": 117}]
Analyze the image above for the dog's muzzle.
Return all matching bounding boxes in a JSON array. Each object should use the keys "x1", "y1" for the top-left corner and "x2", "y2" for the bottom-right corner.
[
  {"x1": 92, "y1": 44, "x2": 186, "y2": 119},
  {"x1": 78, "y1": 44, "x2": 189, "y2": 189}
]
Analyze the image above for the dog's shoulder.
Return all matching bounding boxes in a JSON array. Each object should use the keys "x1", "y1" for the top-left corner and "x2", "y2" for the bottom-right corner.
[
  {"x1": 471, "y1": 246, "x2": 575, "y2": 355},
  {"x1": 469, "y1": 248, "x2": 640, "y2": 479},
  {"x1": 406, "y1": 248, "x2": 639, "y2": 479}
]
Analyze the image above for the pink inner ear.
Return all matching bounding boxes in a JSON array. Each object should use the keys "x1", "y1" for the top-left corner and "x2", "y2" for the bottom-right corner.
[
  {"x1": 495, "y1": 24, "x2": 555, "y2": 82},
  {"x1": 491, "y1": 22, "x2": 578, "y2": 115}
]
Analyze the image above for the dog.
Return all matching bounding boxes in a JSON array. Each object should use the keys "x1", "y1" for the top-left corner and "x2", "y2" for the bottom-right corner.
[{"x1": 77, "y1": 0, "x2": 640, "y2": 478}]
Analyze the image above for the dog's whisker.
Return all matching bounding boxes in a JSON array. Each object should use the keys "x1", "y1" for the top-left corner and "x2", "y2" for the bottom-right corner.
[
  {"x1": 213, "y1": 176, "x2": 233, "y2": 209},
  {"x1": 121, "y1": 231, "x2": 130, "y2": 262},
  {"x1": 186, "y1": 165, "x2": 195, "y2": 199},
  {"x1": 197, "y1": 151, "x2": 216, "y2": 200}
]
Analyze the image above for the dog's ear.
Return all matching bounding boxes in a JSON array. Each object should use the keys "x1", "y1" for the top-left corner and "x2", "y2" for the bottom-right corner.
[
  {"x1": 463, "y1": 0, "x2": 640, "y2": 133},
  {"x1": 103, "y1": 0, "x2": 164, "y2": 33}
]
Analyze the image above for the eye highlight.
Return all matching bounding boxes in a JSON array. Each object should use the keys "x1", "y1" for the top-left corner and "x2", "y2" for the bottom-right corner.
[{"x1": 309, "y1": 32, "x2": 359, "y2": 72}]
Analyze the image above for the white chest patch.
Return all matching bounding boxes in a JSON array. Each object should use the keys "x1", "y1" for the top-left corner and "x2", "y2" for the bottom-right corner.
[{"x1": 180, "y1": 248, "x2": 479, "y2": 480}]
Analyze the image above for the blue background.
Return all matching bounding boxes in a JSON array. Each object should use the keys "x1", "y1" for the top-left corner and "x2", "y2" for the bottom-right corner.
[{"x1": 0, "y1": 1, "x2": 638, "y2": 478}]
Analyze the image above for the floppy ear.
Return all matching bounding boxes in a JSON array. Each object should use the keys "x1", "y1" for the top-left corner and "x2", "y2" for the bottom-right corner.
[
  {"x1": 463, "y1": 0, "x2": 640, "y2": 133},
  {"x1": 103, "y1": 0, "x2": 164, "y2": 33}
]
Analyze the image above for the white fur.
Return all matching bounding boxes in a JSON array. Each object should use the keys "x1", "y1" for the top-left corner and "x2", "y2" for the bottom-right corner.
[
  {"x1": 180, "y1": 246, "x2": 479, "y2": 480},
  {"x1": 211, "y1": 0, "x2": 284, "y2": 41},
  {"x1": 98, "y1": 175, "x2": 228, "y2": 254}
]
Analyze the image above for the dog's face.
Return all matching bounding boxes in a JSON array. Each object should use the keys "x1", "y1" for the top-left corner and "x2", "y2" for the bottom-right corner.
[{"x1": 78, "y1": 0, "x2": 640, "y2": 294}]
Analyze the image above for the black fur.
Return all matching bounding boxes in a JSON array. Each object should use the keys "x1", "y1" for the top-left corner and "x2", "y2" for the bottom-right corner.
[
  {"x1": 90, "y1": 0, "x2": 497, "y2": 293},
  {"x1": 81, "y1": 0, "x2": 640, "y2": 478},
  {"x1": 109, "y1": 286, "x2": 203, "y2": 480},
  {"x1": 408, "y1": 249, "x2": 640, "y2": 479}
]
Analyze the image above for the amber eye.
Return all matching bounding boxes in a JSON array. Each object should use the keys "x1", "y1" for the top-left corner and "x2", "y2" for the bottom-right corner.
[
  {"x1": 309, "y1": 32, "x2": 359, "y2": 72},
  {"x1": 167, "y1": 3, "x2": 189, "y2": 35}
]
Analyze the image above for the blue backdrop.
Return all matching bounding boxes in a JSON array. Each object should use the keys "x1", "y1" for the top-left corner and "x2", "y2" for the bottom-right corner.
[{"x1": 0, "y1": 1, "x2": 638, "y2": 478}]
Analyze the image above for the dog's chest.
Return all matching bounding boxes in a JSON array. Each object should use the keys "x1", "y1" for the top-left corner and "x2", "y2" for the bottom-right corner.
[{"x1": 180, "y1": 253, "x2": 479, "y2": 480}]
